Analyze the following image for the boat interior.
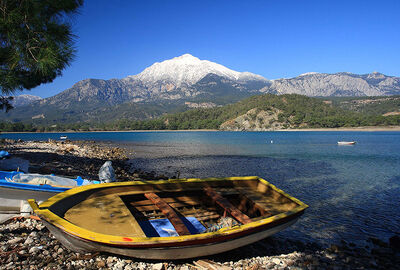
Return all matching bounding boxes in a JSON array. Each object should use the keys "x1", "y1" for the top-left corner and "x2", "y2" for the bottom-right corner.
[{"x1": 49, "y1": 178, "x2": 300, "y2": 238}]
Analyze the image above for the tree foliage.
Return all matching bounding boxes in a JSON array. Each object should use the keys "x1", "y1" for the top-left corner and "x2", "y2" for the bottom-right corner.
[
  {"x1": 2, "y1": 94, "x2": 400, "y2": 132},
  {"x1": 0, "y1": 0, "x2": 83, "y2": 109}
]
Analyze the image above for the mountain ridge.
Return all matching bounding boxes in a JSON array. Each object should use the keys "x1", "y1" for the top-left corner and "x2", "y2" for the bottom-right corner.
[{"x1": 2, "y1": 54, "x2": 400, "y2": 124}]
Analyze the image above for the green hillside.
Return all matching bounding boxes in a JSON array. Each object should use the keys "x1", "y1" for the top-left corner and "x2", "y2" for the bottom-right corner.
[
  {"x1": 1, "y1": 94, "x2": 400, "y2": 132},
  {"x1": 323, "y1": 95, "x2": 400, "y2": 115},
  {"x1": 91, "y1": 94, "x2": 400, "y2": 130}
]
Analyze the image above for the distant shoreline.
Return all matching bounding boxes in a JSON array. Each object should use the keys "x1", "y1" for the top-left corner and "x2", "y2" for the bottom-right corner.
[
  {"x1": 1, "y1": 126, "x2": 400, "y2": 134},
  {"x1": 279, "y1": 126, "x2": 400, "y2": 132}
]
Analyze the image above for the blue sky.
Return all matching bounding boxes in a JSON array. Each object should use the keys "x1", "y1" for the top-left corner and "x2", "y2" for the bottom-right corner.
[{"x1": 21, "y1": 0, "x2": 400, "y2": 98}]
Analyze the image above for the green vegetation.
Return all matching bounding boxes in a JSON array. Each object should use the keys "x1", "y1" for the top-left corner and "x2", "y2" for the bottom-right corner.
[
  {"x1": 0, "y1": 0, "x2": 83, "y2": 110},
  {"x1": 1, "y1": 94, "x2": 399, "y2": 132},
  {"x1": 324, "y1": 95, "x2": 400, "y2": 115}
]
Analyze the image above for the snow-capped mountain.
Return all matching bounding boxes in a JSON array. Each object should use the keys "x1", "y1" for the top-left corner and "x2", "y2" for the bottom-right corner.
[{"x1": 127, "y1": 54, "x2": 268, "y2": 87}]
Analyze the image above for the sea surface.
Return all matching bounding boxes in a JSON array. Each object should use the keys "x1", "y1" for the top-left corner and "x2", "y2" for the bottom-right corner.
[{"x1": 2, "y1": 131, "x2": 400, "y2": 246}]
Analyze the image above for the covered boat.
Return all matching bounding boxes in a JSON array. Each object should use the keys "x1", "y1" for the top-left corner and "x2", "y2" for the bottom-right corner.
[
  {"x1": 0, "y1": 171, "x2": 94, "y2": 221},
  {"x1": 29, "y1": 176, "x2": 308, "y2": 259}
]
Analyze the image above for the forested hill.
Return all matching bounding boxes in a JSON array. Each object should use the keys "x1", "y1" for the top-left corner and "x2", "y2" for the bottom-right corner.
[
  {"x1": 150, "y1": 94, "x2": 400, "y2": 131},
  {"x1": 1, "y1": 94, "x2": 399, "y2": 132},
  {"x1": 69, "y1": 94, "x2": 400, "y2": 131}
]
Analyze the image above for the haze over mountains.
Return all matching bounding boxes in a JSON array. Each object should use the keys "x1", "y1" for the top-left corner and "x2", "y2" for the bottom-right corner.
[
  {"x1": 3, "y1": 54, "x2": 400, "y2": 124},
  {"x1": 11, "y1": 95, "x2": 42, "y2": 107}
]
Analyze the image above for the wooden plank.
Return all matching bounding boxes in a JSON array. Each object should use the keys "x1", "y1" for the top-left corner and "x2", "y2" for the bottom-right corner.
[
  {"x1": 130, "y1": 196, "x2": 201, "y2": 207},
  {"x1": 131, "y1": 201, "x2": 201, "y2": 212},
  {"x1": 144, "y1": 193, "x2": 191, "y2": 236},
  {"x1": 203, "y1": 187, "x2": 252, "y2": 225},
  {"x1": 195, "y1": 213, "x2": 220, "y2": 222}
]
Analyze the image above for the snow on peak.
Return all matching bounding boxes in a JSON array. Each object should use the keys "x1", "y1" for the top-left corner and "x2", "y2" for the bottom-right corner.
[
  {"x1": 128, "y1": 54, "x2": 267, "y2": 86},
  {"x1": 299, "y1": 72, "x2": 319, "y2": 76}
]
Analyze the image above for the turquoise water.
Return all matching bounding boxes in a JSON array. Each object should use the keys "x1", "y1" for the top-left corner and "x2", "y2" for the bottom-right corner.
[{"x1": 1, "y1": 131, "x2": 400, "y2": 245}]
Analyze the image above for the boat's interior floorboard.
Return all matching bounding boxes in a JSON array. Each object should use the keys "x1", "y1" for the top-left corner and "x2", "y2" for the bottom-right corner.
[
  {"x1": 216, "y1": 187, "x2": 297, "y2": 216},
  {"x1": 63, "y1": 194, "x2": 146, "y2": 237},
  {"x1": 61, "y1": 182, "x2": 299, "y2": 237}
]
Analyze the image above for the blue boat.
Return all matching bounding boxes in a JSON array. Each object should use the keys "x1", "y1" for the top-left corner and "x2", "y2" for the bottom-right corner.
[{"x1": 0, "y1": 171, "x2": 96, "y2": 222}]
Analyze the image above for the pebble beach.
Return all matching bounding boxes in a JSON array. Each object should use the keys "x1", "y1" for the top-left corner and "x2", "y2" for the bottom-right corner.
[{"x1": 0, "y1": 139, "x2": 399, "y2": 269}]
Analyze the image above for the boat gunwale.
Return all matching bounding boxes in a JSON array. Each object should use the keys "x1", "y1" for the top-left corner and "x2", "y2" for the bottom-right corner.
[
  {"x1": 29, "y1": 176, "x2": 308, "y2": 246},
  {"x1": 0, "y1": 181, "x2": 70, "y2": 193}
]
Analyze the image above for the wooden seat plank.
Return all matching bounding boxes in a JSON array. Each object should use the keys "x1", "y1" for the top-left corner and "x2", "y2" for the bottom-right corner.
[
  {"x1": 130, "y1": 196, "x2": 201, "y2": 207},
  {"x1": 203, "y1": 187, "x2": 252, "y2": 225},
  {"x1": 144, "y1": 192, "x2": 191, "y2": 236},
  {"x1": 131, "y1": 201, "x2": 201, "y2": 212}
]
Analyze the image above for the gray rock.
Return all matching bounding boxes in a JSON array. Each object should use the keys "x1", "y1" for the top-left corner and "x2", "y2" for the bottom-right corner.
[
  {"x1": 271, "y1": 257, "x2": 281, "y2": 265},
  {"x1": 152, "y1": 263, "x2": 163, "y2": 270},
  {"x1": 106, "y1": 256, "x2": 115, "y2": 265},
  {"x1": 7, "y1": 237, "x2": 23, "y2": 245},
  {"x1": 24, "y1": 237, "x2": 34, "y2": 245},
  {"x1": 28, "y1": 246, "x2": 40, "y2": 253},
  {"x1": 113, "y1": 260, "x2": 126, "y2": 270}
]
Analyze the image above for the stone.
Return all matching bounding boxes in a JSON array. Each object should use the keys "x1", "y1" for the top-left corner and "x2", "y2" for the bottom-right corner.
[
  {"x1": 152, "y1": 263, "x2": 164, "y2": 270},
  {"x1": 325, "y1": 252, "x2": 337, "y2": 260},
  {"x1": 24, "y1": 237, "x2": 34, "y2": 245},
  {"x1": 28, "y1": 246, "x2": 40, "y2": 253},
  {"x1": 114, "y1": 260, "x2": 126, "y2": 270},
  {"x1": 389, "y1": 235, "x2": 400, "y2": 250},
  {"x1": 7, "y1": 237, "x2": 23, "y2": 245},
  {"x1": 106, "y1": 256, "x2": 115, "y2": 265},
  {"x1": 329, "y1": 244, "x2": 340, "y2": 253},
  {"x1": 369, "y1": 237, "x2": 389, "y2": 248},
  {"x1": 271, "y1": 258, "x2": 281, "y2": 265}
]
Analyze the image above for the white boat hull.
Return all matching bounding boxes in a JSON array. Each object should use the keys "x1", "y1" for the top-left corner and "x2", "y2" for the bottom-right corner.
[
  {"x1": 337, "y1": 141, "x2": 356, "y2": 145},
  {"x1": 0, "y1": 186, "x2": 58, "y2": 220}
]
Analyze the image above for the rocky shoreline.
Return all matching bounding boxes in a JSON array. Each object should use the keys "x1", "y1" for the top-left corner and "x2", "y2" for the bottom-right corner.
[
  {"x1": 1, "y1": 139, "x2": 399, "y2": 269},
  {"x1": 0, "y1": 139, "x2": 172, "y2": 181},
  {"x1": 1, "y1": 217, "x2": 399, "y2": 270}
]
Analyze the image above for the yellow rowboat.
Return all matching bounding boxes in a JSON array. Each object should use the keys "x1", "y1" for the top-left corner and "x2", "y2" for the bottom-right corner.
[{"x1": 29, "y1": 176, "x2": 308, "y2": 260}]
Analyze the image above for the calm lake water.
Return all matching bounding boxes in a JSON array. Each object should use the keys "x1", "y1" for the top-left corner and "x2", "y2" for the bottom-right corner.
[{"x1": 1, "y1": 131, "x2": 400, "y2": 246}]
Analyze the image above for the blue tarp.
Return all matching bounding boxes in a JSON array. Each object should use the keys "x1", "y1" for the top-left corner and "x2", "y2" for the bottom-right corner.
[
  {"x1": 0, "y1": 150, "x2": 10, "y2": 159},
  {"x1": 139, "y1": 217, "x2": 206, "y2": 237},
  {"x1": 0, "y1": 170, "x2": 99, "y2": 193}
]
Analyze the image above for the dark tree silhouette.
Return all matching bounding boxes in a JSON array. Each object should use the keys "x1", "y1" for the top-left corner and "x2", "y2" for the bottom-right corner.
[{"x1": 0, "y1": 0, "x2": 83, "y2": 110}]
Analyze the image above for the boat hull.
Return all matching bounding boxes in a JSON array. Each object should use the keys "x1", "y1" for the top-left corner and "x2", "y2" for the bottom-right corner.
[
  {"x1": 42, "y1": 217, "x2": 300, "y2": 259},
  {"x1": 337, "y1": 141, "x2": 356, "y2": 145},
  {"x1": 0, "y1": 185, "x2": 61, "y2": 221},
  {"x1": 30, "y1": 176, "x2": 308, "y2": 259}
]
